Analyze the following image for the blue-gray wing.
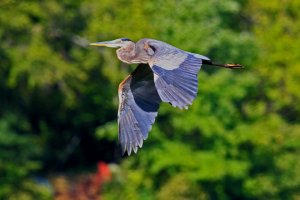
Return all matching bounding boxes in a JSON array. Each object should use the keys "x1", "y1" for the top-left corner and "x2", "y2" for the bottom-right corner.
[
  {"x1": 147, "y1": 40, "x2": 208, "y2": 109},
  {"x1": 118, "y1": 64, "x2": 161, "y2": 155}
]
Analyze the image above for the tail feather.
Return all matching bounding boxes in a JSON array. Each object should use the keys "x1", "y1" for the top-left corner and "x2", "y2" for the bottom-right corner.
[{"x1": 202, "y1": 60, "x2": 243, "y2": 69}]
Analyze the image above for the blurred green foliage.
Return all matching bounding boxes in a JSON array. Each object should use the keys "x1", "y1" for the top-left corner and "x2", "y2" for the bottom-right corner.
[
  {"x1": 0, "y1": 0, "x2": 300, "y2": 199},
  {"x1": 0, "y1": 113, "x2": 51, "y2": 199}
]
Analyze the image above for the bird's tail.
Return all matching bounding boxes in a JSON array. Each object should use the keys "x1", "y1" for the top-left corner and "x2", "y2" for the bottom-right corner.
[{"x1": 202, "y1": 60, "x2": 243, "y2": 69}]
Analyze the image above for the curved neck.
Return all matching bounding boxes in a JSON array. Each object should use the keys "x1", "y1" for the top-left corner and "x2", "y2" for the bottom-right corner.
[{"x1": 116, "y1": 42, "x2": 136, "y2": 64}]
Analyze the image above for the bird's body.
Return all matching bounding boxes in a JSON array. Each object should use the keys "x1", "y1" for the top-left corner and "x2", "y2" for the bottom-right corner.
[{"x1": 90, "y1": 38, "x2": 242, "y2": 155}]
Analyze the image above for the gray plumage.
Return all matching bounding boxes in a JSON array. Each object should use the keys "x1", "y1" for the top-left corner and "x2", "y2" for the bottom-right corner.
[{"x1": 90, "y1": 38, "x2": 243, "y2": 156}]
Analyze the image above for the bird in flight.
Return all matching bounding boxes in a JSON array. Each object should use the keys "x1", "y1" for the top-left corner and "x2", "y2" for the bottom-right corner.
[{"x1": 90, "y1": 38, "x2": 242, "y2": 156}]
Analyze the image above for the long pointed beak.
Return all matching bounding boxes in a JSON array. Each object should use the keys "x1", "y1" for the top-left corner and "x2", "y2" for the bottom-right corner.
[{"x1": 90, "y1": 39, "x2": 123, "y2": 48}]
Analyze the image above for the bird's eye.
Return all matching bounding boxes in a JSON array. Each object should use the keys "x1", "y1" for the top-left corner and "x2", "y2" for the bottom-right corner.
[{"x1": 121, "y1": 38, "x2": 131, "y2": 42}]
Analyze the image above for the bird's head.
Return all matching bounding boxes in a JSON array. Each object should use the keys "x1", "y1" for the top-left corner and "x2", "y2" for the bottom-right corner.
[{"x1": 90, "y1": 38, "x2": 133, "y2": 48}]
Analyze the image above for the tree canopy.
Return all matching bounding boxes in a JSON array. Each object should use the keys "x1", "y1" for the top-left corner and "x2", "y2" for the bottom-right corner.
[{"x1": 0, "y1": 0, "x2": 299, "y2": 199}]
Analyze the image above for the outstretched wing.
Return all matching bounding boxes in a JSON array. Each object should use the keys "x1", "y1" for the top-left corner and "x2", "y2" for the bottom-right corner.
[
  {"x1": 146, "y1": 39, "x2": 209, "y2": 109},
  {"x1": 118, "y1": 64, "x2": 161, "y2": 155}
]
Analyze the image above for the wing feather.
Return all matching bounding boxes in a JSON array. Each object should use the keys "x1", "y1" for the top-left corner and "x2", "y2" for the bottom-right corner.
[
  {"x1": 118, "y1": 64, "x2": 161, "y2": 155},
  {"x1": 145, "y1": 39, "x2": 208, "y2": 109}
]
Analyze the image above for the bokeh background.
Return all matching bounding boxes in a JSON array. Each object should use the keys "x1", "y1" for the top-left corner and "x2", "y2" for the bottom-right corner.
[{"x1": 1, "y1": 0, "x2": 300, "y2": 199}]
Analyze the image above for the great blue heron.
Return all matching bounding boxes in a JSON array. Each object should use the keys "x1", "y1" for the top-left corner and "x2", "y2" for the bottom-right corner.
[{"x1": 90, "y1": 38, "x2": 242, "y2": 156}]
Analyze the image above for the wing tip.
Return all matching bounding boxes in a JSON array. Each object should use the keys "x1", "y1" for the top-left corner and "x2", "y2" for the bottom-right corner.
[
  {"x1": 169, "y1": 100, "x2": 192, "y2": 109},
  {"x1": 121, "y1": 140, "x2": 145, "y2": 156}
]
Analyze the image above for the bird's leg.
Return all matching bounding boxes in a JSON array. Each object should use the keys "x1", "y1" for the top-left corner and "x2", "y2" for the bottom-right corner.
[
  {"x1": 212, "y1": 63, "x2": 243, "y2": 69},
  {"x1": 202, "y1": 60, "x2": 244, "y2": 69}
]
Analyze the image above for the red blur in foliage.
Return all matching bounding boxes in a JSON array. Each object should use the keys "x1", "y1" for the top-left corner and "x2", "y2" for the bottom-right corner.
[
  {"x1": 53, "y1": 161, "x2": 111, "y2": 200},
  {"x1": 97, "y1": 161, "x2": 112, "y2": 182}
]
